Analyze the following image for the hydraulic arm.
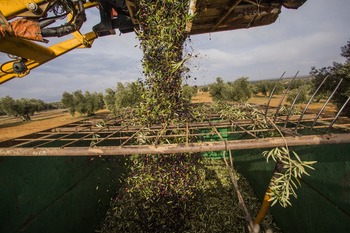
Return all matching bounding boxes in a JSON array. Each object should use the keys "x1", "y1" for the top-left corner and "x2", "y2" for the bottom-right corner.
[{"x1": 0, "y1": 0, "x2": 307, "y2": 84}]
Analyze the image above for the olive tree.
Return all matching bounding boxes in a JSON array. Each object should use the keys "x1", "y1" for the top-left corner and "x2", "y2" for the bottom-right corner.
[
  {"x1": 253, "y1": 80, "x2": 284, "y2": 97},
  {"x1": 0, "y1": 96, "x2": 47, "y2": 121},
  {"x1": 310, "y1": 39, "x2": 350, "y2": 116},
  {"x1": 209, "y1": 77, "x2": 252, "y2": 102},
  {"x1": 61, "y1": 90, "x2": 104, "y2": 116},
  {"x1": 209, "y1": 77, "x2": 226, "y2": 101},
  {"x1": 286, "y1": 88, "x2": 309, "y2": 105},
  {"x1": 104, "y1": 81, "x2": 143, "y2": 115},
  {"x1": 182, "y1": 84, "x2": 197, "y2": 102}
]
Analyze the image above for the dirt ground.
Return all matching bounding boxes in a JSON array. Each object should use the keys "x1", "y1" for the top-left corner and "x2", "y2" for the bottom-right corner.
[
  {"x1": 0, "y1": 91, "x2": 337, "y2": 142},
  {"x1": 194, "y1": 91, "x2": 336, "y2": 115},
  {"x1": 0, "y1": 110, "x2": 84, "y2": 142}
]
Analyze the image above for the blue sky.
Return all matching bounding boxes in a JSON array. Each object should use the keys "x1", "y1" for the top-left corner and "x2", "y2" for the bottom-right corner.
[{"x1": 1, "y1": 0, "x2": 349, "y2": 101}]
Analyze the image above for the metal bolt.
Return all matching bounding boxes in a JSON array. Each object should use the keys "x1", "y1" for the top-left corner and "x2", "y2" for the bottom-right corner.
[
  {"x1": 13, "y1": 61, "x2": 27, "y2": 74},
  {"x1": 27, "y1": 2, "x2": 38, "y2": 12},
  {"x1": 27, "y1": 2, "x2": 42, "y2": 15}
]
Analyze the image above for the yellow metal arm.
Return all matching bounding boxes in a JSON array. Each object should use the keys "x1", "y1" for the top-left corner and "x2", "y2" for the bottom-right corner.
[
  {"x1": 0, "y1": 0, "x2": 307, "y2": 85},
  {"x1": 0, "y1": 31, "x2": 97, "y2": 84}
]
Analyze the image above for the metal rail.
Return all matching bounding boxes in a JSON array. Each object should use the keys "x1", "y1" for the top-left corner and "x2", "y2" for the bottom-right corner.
[{"x1": 1, "y1": 133, "x2": 349, "y2": 156}]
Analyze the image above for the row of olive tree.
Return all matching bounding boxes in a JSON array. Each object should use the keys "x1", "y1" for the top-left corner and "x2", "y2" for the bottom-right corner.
[
  {"x1": 61, "y1": 90, "x2": 104, "y2": 116},
  {"x1": 103, "y1": 81, "x2": 196, "y2": 115},
  {"x1": 60, "y1": 81, "x2": 196, "y2": 117},
  {"x1": 208, "y1": 76, "x2": 312, "y2": 105},
  {"x1": 0, "y1": 96, "x2": 53, "y2": 121}
]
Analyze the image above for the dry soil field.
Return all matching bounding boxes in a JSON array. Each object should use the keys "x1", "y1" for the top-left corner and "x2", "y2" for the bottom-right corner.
[{"x1": 0, "y1": 110, "x2": 84, "y2": 142}]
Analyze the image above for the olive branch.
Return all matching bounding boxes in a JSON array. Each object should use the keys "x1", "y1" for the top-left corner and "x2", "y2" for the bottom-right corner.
[
  {"x1": 263, "y1": 116, "x2": 316, "y2": 208},
  {"x1": 262, "y1": 147, "x2": 316, "y2": 207}
]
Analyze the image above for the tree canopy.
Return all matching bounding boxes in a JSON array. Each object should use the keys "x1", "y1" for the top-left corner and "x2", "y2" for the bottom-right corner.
[
  {"x1": 0, "y1": 96, "x2": 48, "y2": 121},
  {"x1": 104, "y1": 81, "x2": 143, "y2": 115},
  {"x1": 209, "y1": 77, "x2": 252, "y2": 102},
  {"x1": 310, "y1": 39, "x2": 350, "y2": 116},
  {"x1": 61, "y1": 90, "x2": 104, "y2": 116}
]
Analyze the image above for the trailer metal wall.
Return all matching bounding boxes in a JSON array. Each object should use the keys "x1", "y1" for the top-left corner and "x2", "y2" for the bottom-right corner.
[
  {"x1": 0, "y1": 156, "x2": 127, "y2": 233},
  {"x1": 1, "y1": 144, "x2": 349, "y2": 233},
  {"x1": 234, "y1": 144, "x2": 350, "y2": 233}
]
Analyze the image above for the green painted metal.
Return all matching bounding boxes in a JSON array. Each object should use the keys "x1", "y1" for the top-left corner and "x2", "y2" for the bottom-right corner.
[
  {"x1": 201, "y1": 126, "x2": 228, "y2": 159},
  {"x1": 233, "y1": 144, "x2": 350, "y2": 233},
  {"x1": 1, "y1": 130, "x2": 349, "y2": 233},
  {"x1": 0, "y1": 156, "x2": 127, "y2": 233}
]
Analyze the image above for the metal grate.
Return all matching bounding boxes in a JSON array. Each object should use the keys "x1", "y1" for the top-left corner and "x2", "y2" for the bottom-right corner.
[
  {"x1": 1, "y1": 73, "x2": 350, "y2": 156},
  {"x1": 1, "y1": 105, "x2": 349, "y2": 156}
]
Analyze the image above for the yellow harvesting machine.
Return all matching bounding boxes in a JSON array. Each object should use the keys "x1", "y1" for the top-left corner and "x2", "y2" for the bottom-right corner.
[{"x1": 0, "y1": 0, "x2": 307, "y2": 84}]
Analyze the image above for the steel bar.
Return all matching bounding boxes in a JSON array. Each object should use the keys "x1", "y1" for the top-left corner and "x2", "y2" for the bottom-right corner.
[
  {"x1": 120, "y1": 126, "x2": 145, "y2": 147},
  {"x1": 209, "y1": 121, "x2": 226, "y2": 142},
  {"x1": 265, "y1": 71, "x2": 286, "y2": 119},
  {"x1": 1, "y1": 133, "x2": 350, "y2": 156},
  {"x1": 223, "y1": 150, "x2": 255, "y2": 231},
  {"x1": 186, "y1": 123, "x2": 189, "y2": 145},
  {"x1": 5, "y1": 128, "x2": 279, "y2": 143},
  {"x1": 327, "y1": 96, "x2": 350, "y2": 133},
  {"x1": 295, "y1": 75, "x2": 329, "y2": 133},
  {"x1": 2, "y1": 119, "x2": 340, "y2": 146},
  {"x1": 211, "y1": 0, "x2": 243, "y2": 32},
  {"x1": 273, "y1": 71, "x2": 299, "y2": 123},
  {"x1": 284, "y1": 86, "x2": 304, "y2": 128},
  {"x1": 59, "y1": 123, "x2": 111, "y2": 148},
  {"x1": 90, "y1": 125, "x2": 129, "y2": 146},
  {"x1": 232, "y1": 121, "x2": 259, "y2": 139},
  {"x1": 11, "y1": 131, "x2": 61, "y2": 148},
  {"x1": 28, "y1": 124, "x2": 97, "y2": 148},
  {"x1": 309, "y1": 79, "x2": 343, "y2": 133}
]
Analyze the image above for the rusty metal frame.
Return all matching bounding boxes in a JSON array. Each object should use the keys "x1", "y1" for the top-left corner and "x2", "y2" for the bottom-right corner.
[
  {"x1": 1, "y1": 104, "x2": 350, "y2": 156},
  {"x1": 1, "y1": 133, "x2": 350, "y2": 156}
]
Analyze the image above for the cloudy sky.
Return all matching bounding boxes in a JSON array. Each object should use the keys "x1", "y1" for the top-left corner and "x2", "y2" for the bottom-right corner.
[{"x1": 0, "y1": 0, "x2": 349, "y2": 101}]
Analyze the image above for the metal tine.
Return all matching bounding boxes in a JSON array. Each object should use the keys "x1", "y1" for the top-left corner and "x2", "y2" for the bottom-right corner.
[
  {"x1": 295, "y1": 75, "x2": 329, "y2": 133},
  {"x1": 327, "y1": 96, "x2": 350, "y2": 133},
  {"x1": 284, "y1": 87, "x2": 303, "y2": 128},
  {"x1": 309, "y1": 78, "x2": 343, "y2": 133},
  {"x1": 273, "y1": 71, "x2": 299, "y2": 123},
  {"x1": 284, "y1": 76, "x2": 311, "y2": 128},
  {"x1": 264, "y1": 71, "x2": 286, "y2": 119}
]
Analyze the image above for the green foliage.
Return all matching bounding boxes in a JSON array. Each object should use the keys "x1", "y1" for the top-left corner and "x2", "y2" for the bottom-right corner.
[
  {"x1": 209, "y1": 77, "x2": 226, "y2": 101},
  {"x1": 48, "y1": 101, "x2": 65, "y2": 109},
  {"x1": 103, "y1": 88, "x2": 116, "y2": 115},
  {"x1": 115, "y1": 82, "x2": 143, "y2": 108},
  {"x1": 135, "y1": 0, "x2": 192, "y2": 125},
  {"x1": 231, "y1": 77, "x2": 252, "y2": 101},
  {"x1": 341, "y1": 39, "x2": 350, "y2": 62},
  {"x1": 0, "y1": 96, "x2": 48, "y2": 121},
  {"x1": 61, "y1": 92, "x2": 76, "y2": 116},
  {"x1": 310, "y1": 39, "x2": 350, "y2": 116},
  {"x1": 182, "y1": 84, "x2": 197, "y2": 102},
  {"x1": 210, "y1": 77, "x2": 252, "y2": 102},
  {"x1": 61, "y1": 90, "x2": 104, "y2": 116},
  {"x1": 263, "y1": 147, "x2": 316, "y2": 207},
  {"x1": 287, "y1": 79, "x2": 306, "y2": 90},
  {"x1": 104, "y1": 81, "x2": 143, "y2": 115},
  {"x1": 286, "y1": 87, "x2": 309, "y2": 105},
  {"x1": 86, "y1": 91, "x2": 104, "y2": 116},
  {"x1": 253, "y1": 80, "x2": 284, "y2": 97},
  {"x1": 200, "y1": 85, "x2": 209, "y2": 92}
]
